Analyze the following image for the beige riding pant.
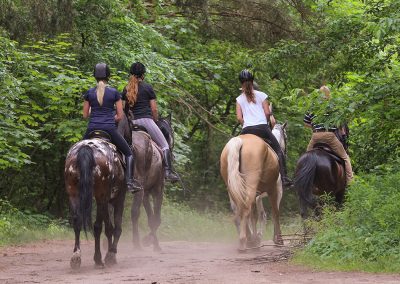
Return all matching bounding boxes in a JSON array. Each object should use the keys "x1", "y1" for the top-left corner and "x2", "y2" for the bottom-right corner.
[{"x1": 307, "y1": 132, "x2": 353, "y2": 184}]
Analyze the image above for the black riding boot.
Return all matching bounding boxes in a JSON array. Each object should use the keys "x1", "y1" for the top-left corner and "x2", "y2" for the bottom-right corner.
[
  {"x1": 162, "y1": 149, "x2": 179, "y2": 183},
  {"x1": 277, "y1": 151, "x2": 292, "y2": 188},
  {"x1": 126, "y1": 155, "x2": 143, "y2": 193}
]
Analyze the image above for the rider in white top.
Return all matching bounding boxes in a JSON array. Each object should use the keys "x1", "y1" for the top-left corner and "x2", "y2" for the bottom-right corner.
[
  {"x1": 236, "y1": 90, "x2": 269, "y2": 128},
  {"x1": 236, "y1": 69, "x2": 292, "y2": 188}
]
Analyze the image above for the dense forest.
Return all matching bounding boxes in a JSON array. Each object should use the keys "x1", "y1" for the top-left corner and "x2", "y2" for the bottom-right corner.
[{"x1": 0, "y1": 0, "x2": 399, "y2": 270}]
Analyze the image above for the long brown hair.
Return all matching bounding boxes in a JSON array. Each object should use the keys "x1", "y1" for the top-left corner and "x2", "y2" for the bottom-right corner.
[
  {"x1": 242, "y1": 81, "x2": 255, "y2": 103},
  {"x1": 126, "y1": 75, "x2": 141, "y2": 106}
]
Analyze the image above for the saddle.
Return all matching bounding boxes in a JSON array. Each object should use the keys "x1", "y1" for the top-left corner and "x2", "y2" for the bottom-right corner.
[
  {"x1": 86, "y1": 130, "x2": 125, "y2": 167},
  {"x1": 131, "y1": 124, "x2": 148, "y2": 133},
  {"x1": 313, "y1": 142, "x2": 345, "y2": 167},
  {"x1": 87, "y1": 130, "x2": 112, "y2": 143}
]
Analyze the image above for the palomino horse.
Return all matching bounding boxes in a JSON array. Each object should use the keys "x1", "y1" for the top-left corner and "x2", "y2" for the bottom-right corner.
[
  {"x1": 118, "y1": 114, "x2": 174, "y2": 251},
  {"x1": 220, "y1": 125, "x2": 285, "y2": 251},
  {"x1": 64, "y1": 137, "x2": 126, "y2": 269},
  {"x1": 294, "y1": 144, "x2": 346, "y2": 219}
]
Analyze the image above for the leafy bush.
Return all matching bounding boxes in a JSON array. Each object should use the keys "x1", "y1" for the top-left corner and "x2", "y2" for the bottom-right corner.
[
  {"x1": 0, "y1": 199, "x2": 71, "y2": 246},
  {"x1": 295, "y1": 172, "x2": 400, "y2": 272}
]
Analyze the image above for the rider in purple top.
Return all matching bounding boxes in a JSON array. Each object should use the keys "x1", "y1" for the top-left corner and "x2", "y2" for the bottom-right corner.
[{"x1": 83, "y1": 63, "x2": 142, "y2": 193}]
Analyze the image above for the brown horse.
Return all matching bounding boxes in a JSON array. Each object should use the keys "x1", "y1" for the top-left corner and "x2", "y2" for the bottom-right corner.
[
  {"x1": 294, "y1": 144, "x2": 346, "y2": 219},
  {"x1": 64, "y1": 138, "x2": 126, "y2": 269},
  {"x1": 119, "y1": 114, "x2": 174, "y2": 252},
  {"x1": 220, "y1": 134, "x2": 283, "y2": 251}
]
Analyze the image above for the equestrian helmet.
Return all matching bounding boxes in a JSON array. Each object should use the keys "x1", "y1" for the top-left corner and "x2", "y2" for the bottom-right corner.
[
  {"x1": 93, "y1": 63, "x2": 110, "y2": 80},
  {"x1": 239, "y1": 69, "x2": 254, "y2": 83},
  {"x1": 130, "y1": 62, "x2": 146, "y2": 77}
]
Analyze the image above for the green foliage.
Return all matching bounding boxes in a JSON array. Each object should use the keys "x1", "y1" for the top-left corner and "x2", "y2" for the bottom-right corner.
[
  {"x1": 294, "y1": 172, "x2": 400, "y2": 272},
  {"x1": 0, "y1": 199, "x2": 71, "y2": 246}
]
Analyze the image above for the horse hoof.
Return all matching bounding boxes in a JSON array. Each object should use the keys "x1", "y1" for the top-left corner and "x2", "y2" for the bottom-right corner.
[
  {"x1": 70, "y1": 252, "x2": 81, "y2": 270},
  {"x1": 237, "y1": 247, "x2": 246, "y2": 253},
  {"x1": 153, "y1": 246, "x2": 162, "y2": 252},
  {"x1": 104, "y1": 252, "x2": 117, "y2": 266},
  {"x1": 94, "y1": 262, "x2": 105, "y2": 269},
  {"x1": 273, "y1": 235, "x2": 284, "y2": 246}
]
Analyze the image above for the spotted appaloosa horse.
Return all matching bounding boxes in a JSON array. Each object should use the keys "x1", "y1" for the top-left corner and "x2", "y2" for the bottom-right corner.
[
  {"x1": 119, "y1": 114, "x2": 174, "y2": 252},
  {"x1": 220, "y1": 125, "x2": 284, "y2": 251},
  {"x1": 64, "y1": 138, "x2": 126, "y2": 269}
]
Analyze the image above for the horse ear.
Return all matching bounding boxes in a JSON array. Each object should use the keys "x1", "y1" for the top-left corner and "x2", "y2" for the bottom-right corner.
[
  {"x1": 168, "y1": 112, "x2": 172, "y2": 121},
  {"x1": 282, "y1": 121, "x2": 287, "y2": 129}
]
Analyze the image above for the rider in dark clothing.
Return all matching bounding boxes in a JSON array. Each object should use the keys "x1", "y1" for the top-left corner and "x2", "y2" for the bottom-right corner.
[
  {"x1": 122, "y1": 62, "x2": 179, "y2": 182},
  {"x1": 83, "y1": 63, "x2": 142, "y2": 193}
]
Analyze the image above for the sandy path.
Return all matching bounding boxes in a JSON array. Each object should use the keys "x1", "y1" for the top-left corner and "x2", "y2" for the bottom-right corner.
[{"x1": 0, "y1": 239, "x2": 399, "y2": 284}]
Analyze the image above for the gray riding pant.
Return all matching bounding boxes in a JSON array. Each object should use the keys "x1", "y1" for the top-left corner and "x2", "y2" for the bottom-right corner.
[{"x1": 132, "y1": 118, "x2": 169, "y2": 150}]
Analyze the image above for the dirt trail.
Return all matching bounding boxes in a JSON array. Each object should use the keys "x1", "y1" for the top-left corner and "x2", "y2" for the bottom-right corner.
[{"x1": 0, "y1": 239, "x2": 398, "y2": 284}]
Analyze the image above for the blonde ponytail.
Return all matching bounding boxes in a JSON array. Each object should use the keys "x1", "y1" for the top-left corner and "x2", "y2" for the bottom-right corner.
[
  {"x1": 126, "y1": 75, "x2": 139, "y2": 106},
  {"x1": 96, "y1": 80, "x2": 106, "y2": 106}
]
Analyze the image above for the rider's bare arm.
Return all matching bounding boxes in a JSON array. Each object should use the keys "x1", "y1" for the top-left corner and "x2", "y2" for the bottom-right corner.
[
  {"x1": 236, "y1": 102, "x2": 244, "y2": 125},
  {"x1": 82, "y1": 100, "x2": 90, "y2": 119},
  {"x1": 150, "y1": 99, "x2": 159, "y2": 121},
  {"x1": 114, "y1": 99, "x2": 124, "y2": 122},
  {"x1": 262, "y1": 100, "x2": 272, "y2": 125}
]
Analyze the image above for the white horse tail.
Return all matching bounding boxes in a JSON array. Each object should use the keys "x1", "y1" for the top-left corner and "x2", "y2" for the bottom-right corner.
[{"x1": 226, "y1": 137, "x2": 248, "y2": 210}]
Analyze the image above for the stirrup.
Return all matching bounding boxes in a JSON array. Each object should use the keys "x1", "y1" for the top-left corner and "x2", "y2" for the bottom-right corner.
[
  {"x1": 127, "y1": 179, "x2": 143, "y2": 194},
  {"x1": 165, "y1": 170, "x2": 179, "y2": 183}
]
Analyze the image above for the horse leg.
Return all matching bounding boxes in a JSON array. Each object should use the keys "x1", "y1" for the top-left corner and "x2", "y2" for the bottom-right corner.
[
  {"x1": 299, "y1": 196, "x2": 309, "y2": 220},
  {"x1": 246, "y1": 201, "x2": 258, "y2": 248},
  {"x1": 93, "y1": 202, "x2": 106, "y2": 268},
  {"x1": 103, "y1": 204, "x2": 116, "y2": 266},
  {"x1": 229, "y1": 196, "x2": 240, "y2": 234},
  {"x1": 238, "y1": 206, "x2": 252, "y2": 252},
  {"x1": 105, "y1": 193, "x2": 124, "y2": 266},
  {"x1": 268, "y1": 182, "x2": 283, "y2": 245},
  {"x1": 131, "y1": 190, "x2": 143, "y2": 249},
  {"x1": 150, "y1": 191, "x2": 163, "y2": 252},
  {"x1": 256, "y1": 194, "x2": 267, "y2": 243},
  {"x1": 70, "y1": 196, "x2": 82, "y2": 269}
]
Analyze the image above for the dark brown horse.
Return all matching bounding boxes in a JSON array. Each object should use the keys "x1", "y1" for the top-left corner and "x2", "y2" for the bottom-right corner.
[
  {"x1": 294, "y1": 144, "x2": 346, "y2": 219},
  {"x1": 64, "y1": 138, "x2": 126, "y2": 269},
  {"x1": 119, "y1": 114, "x2": 174, "y2": 251}
]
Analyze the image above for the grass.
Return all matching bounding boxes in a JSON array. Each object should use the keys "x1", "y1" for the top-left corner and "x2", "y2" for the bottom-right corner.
[
  {"x1": 290, "y1": 173, "x2": 400, "y2": 273},
  {"x1": 292, "y1": 250, "x2": 400, "y2": 273},
  {"x1": 0, "y1": 196, "x2": 303, "y2": 247},
  {"x1": 122, "y1": 197, "x2": 304, "y2": 243},
  {"x1": 0, "y1": 199, "x2": 73, "y2": 246}
]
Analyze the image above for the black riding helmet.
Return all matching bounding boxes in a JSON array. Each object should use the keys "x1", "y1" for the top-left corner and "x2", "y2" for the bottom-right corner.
[
  {"x1": 239, "y1": 69, "x2": 254, "y2": 83},
  {"x1": 93, "y1": 63, "x2": 110, "y2": 81},
  {"x1": 130, "y1": 62, "x2": 146, "y2": 78}
]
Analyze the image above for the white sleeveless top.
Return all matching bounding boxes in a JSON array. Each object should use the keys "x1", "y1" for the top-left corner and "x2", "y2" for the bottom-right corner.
[{"x1": 236, "y1": 90, "x2": 269, "y2": 128}]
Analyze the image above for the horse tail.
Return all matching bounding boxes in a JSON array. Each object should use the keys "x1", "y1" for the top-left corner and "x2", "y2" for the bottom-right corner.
[
  {"x1": 226, "y1": 137, "x2": 248, "y2": 210},
  {"x1": 294, "y1": 151, "x2": 317, "y2": 209},
  {"x1": 77, "y1": 145, "x2": 95, "y2": 235}
]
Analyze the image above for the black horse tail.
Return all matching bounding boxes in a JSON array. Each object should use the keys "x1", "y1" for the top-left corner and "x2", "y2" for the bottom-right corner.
[
  {"x1": 77, "y1": 145, "x2": 95, "y2": 235},
  {"x1": 294, "y1": 151, "x2": 318, "y2": 211}
]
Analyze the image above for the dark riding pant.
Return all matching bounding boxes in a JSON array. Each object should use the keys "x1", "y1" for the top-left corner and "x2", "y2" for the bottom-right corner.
[{"x1": 241, "y1": 124, "x2": 282, "y2": 156}]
